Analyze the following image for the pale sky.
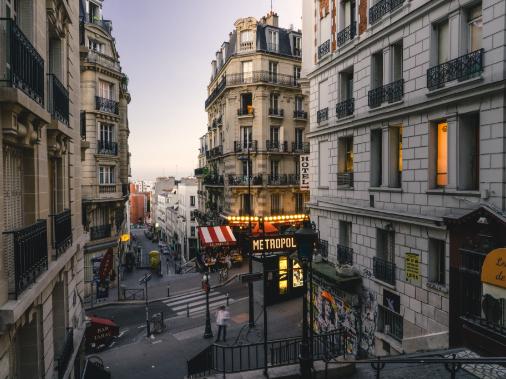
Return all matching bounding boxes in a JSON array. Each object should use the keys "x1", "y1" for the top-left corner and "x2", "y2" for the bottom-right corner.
[{"x1": 102, "y1": 0, "x2": 303, "y2": 181}]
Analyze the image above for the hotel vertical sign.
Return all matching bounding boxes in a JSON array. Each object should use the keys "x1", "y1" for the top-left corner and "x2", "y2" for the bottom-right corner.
[{"x1": 300, "y1": 154, "x2": 310, "y2": 191}]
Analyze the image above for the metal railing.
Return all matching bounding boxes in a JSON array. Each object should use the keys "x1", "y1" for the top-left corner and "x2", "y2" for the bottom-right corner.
[
  {"x1": 203, "y1": 175, "x2": 224, "y2": 186},
  {"x1": 368, "y1": 79, "x2": 404, "y2": 108},
  {"x1": 83, "y1": 13, "x2": 113, "y2": 34},
  {"x1": 293, "y1": 110, "x2": 307, "y2": 119},
  {"x1": 317, "y1": 107, "x2": 329, "y2": 123},
  {"x1": 337, "y1": 172, "x2": 354, "y2": 187},
  {"x1": 85, "y1": 50, "x2": 121, "y2": 71},
  {"x1": 3, "y1": 220, "x2": 48, "y2": 299},
  {"x1": 90, "y1": 224, "x2": 112, "y2": 241},
  {"x1": 369, "y1": 0, "x2": 405, "y2": 25},
  {"x1": 0, "y1": 18, "x2": 45, "y2": 105},
  {"x1": 292, "y1": 142, "x2": 310, "y2": 153},
  {"x1": 267, "y1": 174, "x2": 300, "y2": 186},
  {"x1": 237, "y1": 107, "x2": 254, "y2": 116},
  {"x1": 52, "y1": 209, "x2": 72, "y2": 258},
  {"x1": 95, "y1": 96, "x2": 119, "y2": 114},
  {"x1": 99, "y1": 184, "x2": 119, "y2": 194},
  {"x1": 266, "y1": 140, "x2": 288, "y2": 152},
  {"x1": 228, "y1": 175, "x2": 263, "y2": 186},
  {"x1": 56, "y1": 328, "x2": 74, "y2": 379},
  {"x1": 208, "y1": 146, "x2": 223, "y2": 159},
  {"x1": 97, "y1": 140, "x2": 118, "y2": 155},
  {"x1": 318, "y1": 39, "x2": 330, "y2": 60},
  {"x1": 319, "y1": 239, "x2": 329, "y2": 260},
  {"x1": 268, "y1": 108, "x2": 284, "y2": 117},
  {"x1": 47, "y1": 74, "x2": 69, "y2": 125},
  {"x1": 205, "y1": 77, "x2": 226, "y2": 108},
  {"x1": 373, "y1": 256, "x2": 396, "y2": 285},
  {"x1": 427, "y1": 49, "x2": 484, "y2": 90},
  {"x1": 378, "y1": 304, "x2": 403, "y2": 341},
  {"x1": 337, "y1": 244, "x2": 353, "y2": 265},
  {"x1": 336, "y1": 98, "x2": 354, "y2": 118},
  {"x1": 336, "y1": 22, "x2": 356, "y2": 47},
  {"x1": 194, "y1": 167, "x2": 207, "y2": 176},
  {"x1": 234, "y1": 140, "x2": 258, "y2": 153}
]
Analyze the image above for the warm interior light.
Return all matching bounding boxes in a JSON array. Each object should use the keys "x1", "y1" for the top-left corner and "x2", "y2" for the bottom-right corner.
[
  {"x1": 436, "y1": 122, "x2": 448, "y2": 187},
  {"x1": 279, "y1": 256, "x2": 288, "y2": 295}
]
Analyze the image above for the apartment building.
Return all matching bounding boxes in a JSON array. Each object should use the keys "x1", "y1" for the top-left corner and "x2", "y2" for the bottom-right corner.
[
  {"x1": 196, "y1": 12, "x2": 310, "y2": 227},
  {"x1": 151, "y1": 176, "x2": 176, "y2": 234},
  {"x1": 304, "y1": 0, "x2": 506, "y2": 357},
  {"x1": 79, "y1": 0, "x2": 131, "y2": 301},
  {"x1": 0, "y1": 0, "x2": 86, "y2": 377}
]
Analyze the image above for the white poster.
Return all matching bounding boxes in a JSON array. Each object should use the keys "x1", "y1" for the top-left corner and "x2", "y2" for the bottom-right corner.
[{"x1": 300, "y1": 154, "x2": 310, "y2": 191}]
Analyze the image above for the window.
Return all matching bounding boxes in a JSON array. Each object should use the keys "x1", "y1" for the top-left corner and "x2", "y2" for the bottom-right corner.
[
  {"x1": 294, "y1": 66, "x2": 301, "y2": 84},
  {"x1": 241, "y1": 194, "x2": 252, "y2": 214},
  {"x1": 242, "y1": 61, "x2": 253, "y2": 83},
  {"x1": 435, "y1": 121, "x2": 448, "y2": 187},
  {"x1": 339, "y1": 221, "x2": 352, "y2": 247},
  {"x1": 376, "y1": 229, "x2": 394, "y2": 262},
  {"x1": 240, "y1": 93, "x2": 253, "y2": 114},
  {"x1": 370, "y1": 129, "x2": 382, "y2": 187},
  {"x1": 89, "y1": 39, "x2": 104, "y2": 53},
  {"x1": 270, "y1": 160, "x2": 279, "y2": 177},
  {"x1": 271, "y1": 193, "x2": 281, "y2": 214},
  {"x1": 319, "y1": 11, "x2": 331, "y2": 45},
  {"x1": 190, "y1": 226, "x2": 196, "y2": 237},
  {"x1": 458, "y1": 114, "x2": 479, "y2": 190},
  {"x1": 99, "y1": 123, "x2": 114, "y2": 142},
  {"x1": 435, "y1": 20, "x2": 449, "y2": 64},
  {"x1": 340, "y1": 70, "x2": 354, "y2": 101},
  {"x1": 394, "y1": 127, "x2": 403, "y2": 187},
  {"x1": 267, "y1": 29, "x2": 279, "y2": 51},
  {"x1": 5, "y1": 0, "x2": 18, "y2": 21},
  {"x1": 468, "y1": 5, "x2": 482, "y2": 52},
  {"x1": 319, "y1": 140, "x2": 330, "y2": 187},
  {"x1": 279, "y1": 256, "x2": 288, "y2": 294},
  {"x1": 343, "y1": 0, "x2": 356, "y2": 28},
  {"x1": 270, "y1": 127, "x2": 280, "y2": 144},
  {"x1": 295, "y1": 193, "x2": 304, "y2": 213},
  {"x1": 269, "y1": 61, "x2": 278, "y2": 82},
  {"x1": 99, "y1": 80, "x2": 113, "y2": 100},
  {"x1": 338, "y1": 136, "x2": 353, "y2": 186},
  {"x1": 89, "y1": 1, "x2": 100, "y2": 21},
  {"x1": 190, "y1": 196, "x2": 195, "y2": 207},
  {"x1": 295, "y1": 129, "x2": 303, "y2": 149},
  {"x1": 270, "y1": 93, "x2": 279, "y2": 113},
  {"x1": 294, "y1": 36, "x2": 302, "y2": 56},
  {"x1": 99, "y1": 166, "x2": 115, "y2": 184},
  {"x1": 428, "y1": 239, "x2": 445, "y2": 285},
  {"x1": 391, "y1": 42, "x2": 403, "y2": 82},
  {"x1": 242, "y1": 127, "x2": 252, "y2": 148},
  {"x1": 240, "y1": 30, "x2": 253, "y2": 50},
  {"x1": 295, "y1": 96, "x2": 303, "y2": 112},
  {"x1": 242, "y1": 159, "x2": 252, "y2": 176},
  {"x1": 318, "y1": 80, "x2": 329, "y2": 111},
  {"x1": 371, "y1": 51, "x2": 383, "y2": 89}
]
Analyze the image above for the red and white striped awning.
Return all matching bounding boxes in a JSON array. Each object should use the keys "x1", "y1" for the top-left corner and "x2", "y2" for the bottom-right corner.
[{"x1": 198, "y1": 226, "x2": 237, "y2": 247}]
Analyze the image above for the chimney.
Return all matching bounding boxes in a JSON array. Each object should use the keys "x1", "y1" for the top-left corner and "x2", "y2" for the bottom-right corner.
[{"x1": 265, "y1": 11, "x2": 279, "y2": 27}]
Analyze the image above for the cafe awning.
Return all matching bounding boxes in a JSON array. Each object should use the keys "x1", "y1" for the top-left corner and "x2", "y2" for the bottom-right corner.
[{"x1": 198, "y1": 226, "x2": 237, "y2": 247}]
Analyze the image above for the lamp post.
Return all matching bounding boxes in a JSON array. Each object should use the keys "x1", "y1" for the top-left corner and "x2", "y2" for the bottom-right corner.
[
  {"x1": 202, "y1": 271, "x2": 213, "y2": 338},
  {"x1": 295, "y1": 220, "x2": 318, "y2": 378},
  {"x1": 139, "y1": 273, "x2": 152, "y2": 337}
]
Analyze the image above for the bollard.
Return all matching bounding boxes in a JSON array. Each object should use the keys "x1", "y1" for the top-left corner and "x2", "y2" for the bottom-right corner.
[
  {"x1": 167, "y1": 285, "x2": 170, "y2": 297},
  {"x1": 226, "y1": 293, "x2": 230, "y2": 306},
  {"x1": 187, "y1": 303, "x2": 190, "y2": 318}
]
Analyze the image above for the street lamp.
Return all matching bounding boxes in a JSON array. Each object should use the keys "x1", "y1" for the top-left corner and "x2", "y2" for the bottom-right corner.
[
  {"x1": 202, "y1": 271, "x2": 213, "y2": 339},
  {"x1": 295, "y1": 220, "x2": 318, "y2": 378},
  {"x1": 139, "y1": 273, "x2": 152, "y2": 337}
]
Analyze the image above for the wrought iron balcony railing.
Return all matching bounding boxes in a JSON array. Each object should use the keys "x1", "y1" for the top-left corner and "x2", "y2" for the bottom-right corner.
[
  {"x1": 84, "y1": 50, "x2": 121, "y2": 71},
  {"x1": 368, "y1": 79, "x2": 404, "y2": 108},
  {"x1": 95, "y1": 96, "x2": 119, "y2": 114},
  {"x1": 0, "y1": 19, "x2": 44, "y2": 105},
  {"x1": 292, "y1": 142, "x2": 310, "y2": 153},
  {"x1": 228, "y1": 175, "x2": 263, "y2": 186},
  {"x1": 98, "y1": 184, "x2": 119, "y2": 194},
  {"x1": 203, "y1": 175, "x2": 224, "y2": 186},
  {"x1": 369, "y1": 0, "x2": 405, "y2": 25},
  {"x1": 268, "y1": 108, "x2": 284, "y2": 117},
  {"x1": 318, "y1": 39, "x2": 330, "y2": 60},
  {"x1": 97, "y1": 140, "x2": 118, "y2": 155},
  {"x1": 267, "y1": 174, "x2": 300, "y2": 185},
  {"x1": 52, "y1": 209, "x2": 72, "y2": 258},
  {"x1": 293, "y1": 110, "x2": 308, "y2": 119},
  {"x1": 427, "y1": 49, "x2": 484, "y2": 90},
  {"x1": 336, "y1": 98, "x2": 354, "y2": 118},
  {"x1": 378, "y1": 305, "x2": 403, "y2": 341},
  {"x1": 83, "y1": 13, "x2": 113, "y2": 34},
  {"x1": 90, "y1": 224, "x2": 112, "y2": 241},
  {"x1": 194, "y1": 167, "x2": 207, "y2": 176},
  {"x1": 4, "y1": 220, "x2": 48, "y2": 299},
  {"x1": 337, "y1": 244, "x2": 353, "y2": 265},
  {"x1": 234, "y1": 140, "x2": 258, "y2": 153},
  {"x1": 56, "y1": 328, "x2": 74, "y2": 379},
  {"x1": 266, "y1": 140, "x2": 288, "y2": 152},
  {"x1": 47, "y1": 74, "x2": 69, "y2": 125},
  {"x1": 205, "y1": 77, "x2": 226, "y2": 108},
  {"x1": 317, "y1": 108, "x2": 329, "y2": 123},
  {"x1": 237, "y1": 107, "x2": 254, "y2": 116},
  {"x1": 319, "y1": 239, "x2": 329, "y2": 259},
  {"x1": 337, "y1": 172, "x2": 354, "y2": 187},
  {"x1": 208, "y1": 145, "x2": 223, "y2": 158},
  {"x1": 336, "y1": 22, "x2": 357, "y2": 47},
  {"x1": 373, "y1": 256, "x2": 396, "y2": 285}
]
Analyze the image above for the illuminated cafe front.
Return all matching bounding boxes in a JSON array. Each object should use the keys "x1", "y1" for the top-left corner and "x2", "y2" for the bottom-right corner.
[{"x1": 445, "y1": 206, "x2": 506, "y2": 356}]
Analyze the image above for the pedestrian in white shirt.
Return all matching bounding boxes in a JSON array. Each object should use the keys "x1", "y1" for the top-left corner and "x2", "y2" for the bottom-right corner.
[{"x1": 215, "y1": 305, "x2": 230, "y2": 342}]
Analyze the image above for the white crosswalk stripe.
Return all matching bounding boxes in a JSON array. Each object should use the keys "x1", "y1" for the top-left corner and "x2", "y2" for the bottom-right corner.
[{"x1": 163, "y1": 289, "x2": 234, "y2": 318}]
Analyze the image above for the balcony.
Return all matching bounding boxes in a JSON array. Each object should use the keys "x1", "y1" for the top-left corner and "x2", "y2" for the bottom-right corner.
[
  {"x1": 56, "y1": 328, "x2": 74, "y2": 379},
  {"x1": 239, "y1": 41, "x2": 254, "y2": 52},
  {"x1": 317, "y1": 108, "x2": 329, "y2": 123},
  {"x1": 208, "y1": 145, "x2": 223, "y2": 159},
  {"x1": 266, "y1": 140, "x2": 288, "y2": 153},
  {"x1": 47, "y1": 74, "x2": 69, "y2": 125},
  {"x1": 268, "y1": 108, "x2": 284, "y2": 118},
  {"x1": 90, "y1": 224, "x2": 112, "y2": 241},
  {"x1": 373, "y1": 256, "x2": 396, "y2": 285},
  {"x1": 318, "y1": 39, "x2": 330, "y2": 60},
  {"x1": 293, "y1": 110, "x2": 308, "y2": 120},
  {"x1": 427, "y1": 49, "x2": 484, "y2": 90},
  {"x1": 337, "y1": 245, "x2": 353, "y2": 265},
  {"x1": 336, "y1": 22, "x2": 356, "y2": 47},
  {"x1": 336, "y1": 98, "x2": 354, "y2": 119},
  {"x1": 267, "y1": 174, "x2": 299, "y2": 185},
  {"x1": 95, "y1": 96, "x2": 119, "y2": 115},
  {"x1": 97, "y1": 140, "x2": 118, "y2": 155},
  {"x1": 0, "y1": 19, "x2": 44, "y2": 105},
  {"x1": 368, "y1": 79, "x2": 404, "y2": 108},
  {"x1": 99, "y1": 184, "x2": 119, "y2": 194},
  {"x1": 228, "y1": 175, "x2": 263, "y2": 186},
  {"x1": 227, "y1": 71, "x2": 300, "y2": 88},
  {"x1": 205, "y1": 77, "x2": 226, "y2": 108},
  {"x1": 337, "y1": 172, "x2": 354, "y2": 187},
  {"x1": 319, "y1": 239, "x2": 329, "y2": 260},
  {"x1": 84, "y1": 50, "x2": 121, "y2": 72},
  {"x1": 4, "y1": 220, "x2": 48, "y2": 299},
  {"x1": 237, "y1": 107, "x2": 254, "y2": 117},
  {"x1": 52, "y1": 209, "x2": 72, "y2": 258},
  {"x1": 292, "y1": 142, "x2": 310, "y2": 154},
  {"x1": 194, "y1": 167, "x2": 207, "y2": 176},
  {"x1": 84, "y1": 13, "x2": 113, "y2": 34},
  {"x1": 234, "y1": 140, "x2": 258, "y2": 153},
  {"x1": 378, "y1": 305, "x2": 403, "y2": 341},
  {"x1": 369, "y1": 0, "x2": 405, "y2": 25},
  {"x1": 203, "y1": 174, "x2": 224, "y2": 186}
]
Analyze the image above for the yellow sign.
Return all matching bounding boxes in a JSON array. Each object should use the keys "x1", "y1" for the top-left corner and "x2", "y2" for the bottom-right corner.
[
  {"x1": 251, "y1": 235, "x2": 297, "y2": 253},
  {"x1": 120, "y1": 234, "x2": 130, "y2": 242},
  {"x1": 481, "y1": 248, "x2": 506, "y2": 289},
  {"x1": 405, "y1": 253, "x2": 420, "y2": 283}
]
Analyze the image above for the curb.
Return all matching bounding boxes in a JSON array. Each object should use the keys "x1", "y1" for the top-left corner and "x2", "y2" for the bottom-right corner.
[{"x1": 85, "y1": 273, "x2": 239, "y2": 310}]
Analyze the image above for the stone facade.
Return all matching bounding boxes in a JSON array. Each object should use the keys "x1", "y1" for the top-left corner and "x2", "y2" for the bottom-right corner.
[
  {"x1": 0, "y1": 0, "x2": 86, "y2": 377},
  {"x1": 304, "y1": 0, "x2": 506, "y2": 356}
]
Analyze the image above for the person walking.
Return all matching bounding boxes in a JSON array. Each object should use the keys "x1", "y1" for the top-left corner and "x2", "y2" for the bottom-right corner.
[{"x1": 215, "y1": 305, "x2": 230, "y2": 342}]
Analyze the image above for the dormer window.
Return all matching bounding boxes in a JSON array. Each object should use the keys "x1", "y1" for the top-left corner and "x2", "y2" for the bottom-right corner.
[
  {"x1": 89, "y1": 39, "x2": 104, "y2": 53},
  {"x1": 88, "y1": 1, "x2": 101, "y2": 22},
  {"x1": 240, "y1": 30, "x2": 253, "y2": 51},
  {"x1": 294, "y1": 36, "x2": 302, "y2": 56},
  {"x1": 267, "y1": 29, "x2": 279, "y2": 52}
]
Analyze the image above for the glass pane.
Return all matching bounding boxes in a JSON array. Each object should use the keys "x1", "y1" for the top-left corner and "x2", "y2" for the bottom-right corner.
[
  {"x1": 279, "y1": 256, "x2": 288, "y2": 294},
  {"x1": 436, "y1": 122, "x2": 448, "y2": 186},
  {"x1": 437, "y1": 21, "x2": 449, "y2": 64},
  {"x1": 293, "y1": 261, "x2": 303, "y2": 288}
]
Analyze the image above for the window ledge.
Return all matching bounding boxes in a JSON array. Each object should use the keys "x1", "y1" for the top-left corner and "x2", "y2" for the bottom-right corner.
[
  {"x1": 337, "y1": 185, "x2": 354, "y2": 191},
  {"x1": 372, "y1": 277, "x2": 396, "y2": 290},
  {"x1": 336, "y1": 114, "x2": 355, "y2": 122},
  {"x1": 369, "y1": 187, "x2": 402, "y2": 193},
  {"x1": 317, "y1": 121, "x2": 329, "y2": 127},
  {"x1": 368, "y1": 99, "x2": 404, "y2": 112},
  {"x1": 337, "y1": 37, "x2": 358, "y2": 51},
  {"x1": 426, "y1": 189, "x2": 480, "y2": 197},
  {"x1": 426, "y1": 281, "x2": 448, "y2": 294},
  {"x1": 426, "y1": 76, "x2": 484, "y2": 97}
]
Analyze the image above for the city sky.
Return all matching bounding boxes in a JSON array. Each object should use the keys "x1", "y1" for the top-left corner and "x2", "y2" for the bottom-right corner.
[{"x1": 102, "y1": 0, "x2": 302, "y2": 181}]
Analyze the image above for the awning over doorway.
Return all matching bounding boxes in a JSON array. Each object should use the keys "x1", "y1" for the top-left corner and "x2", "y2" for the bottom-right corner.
[{"x1": 198, "y1": 226, "x2": 237, "y2": 247}]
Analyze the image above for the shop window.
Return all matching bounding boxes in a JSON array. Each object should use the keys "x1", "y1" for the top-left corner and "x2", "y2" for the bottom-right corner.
[
  {"x1": 428, "y1": 239, "x2": 445, "y2": 285},
  {"x1": 279, "y1": 256, "x2": 288, "y2": 295}
]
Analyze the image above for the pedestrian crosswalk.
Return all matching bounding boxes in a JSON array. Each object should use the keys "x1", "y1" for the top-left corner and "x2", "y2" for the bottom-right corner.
[{"x1": 162, "y1": 289, "x2": 234, "y2": 318}]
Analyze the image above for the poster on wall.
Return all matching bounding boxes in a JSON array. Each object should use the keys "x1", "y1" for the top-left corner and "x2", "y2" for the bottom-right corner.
[
  {"x1": 300, "y1": 154, "x2": 310, "y2": 191},
  {"x1": 405, "y1": 252, "x2": 421, "y2": 285}
]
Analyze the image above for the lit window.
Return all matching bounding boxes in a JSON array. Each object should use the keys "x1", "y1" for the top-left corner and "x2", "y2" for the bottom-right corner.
[
  {"x1": 436, "y1": 122, "x2": 448, "y2": 187},
  {"x1": 279, "y1": 256, "x2": 288, "y2": 294}
]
